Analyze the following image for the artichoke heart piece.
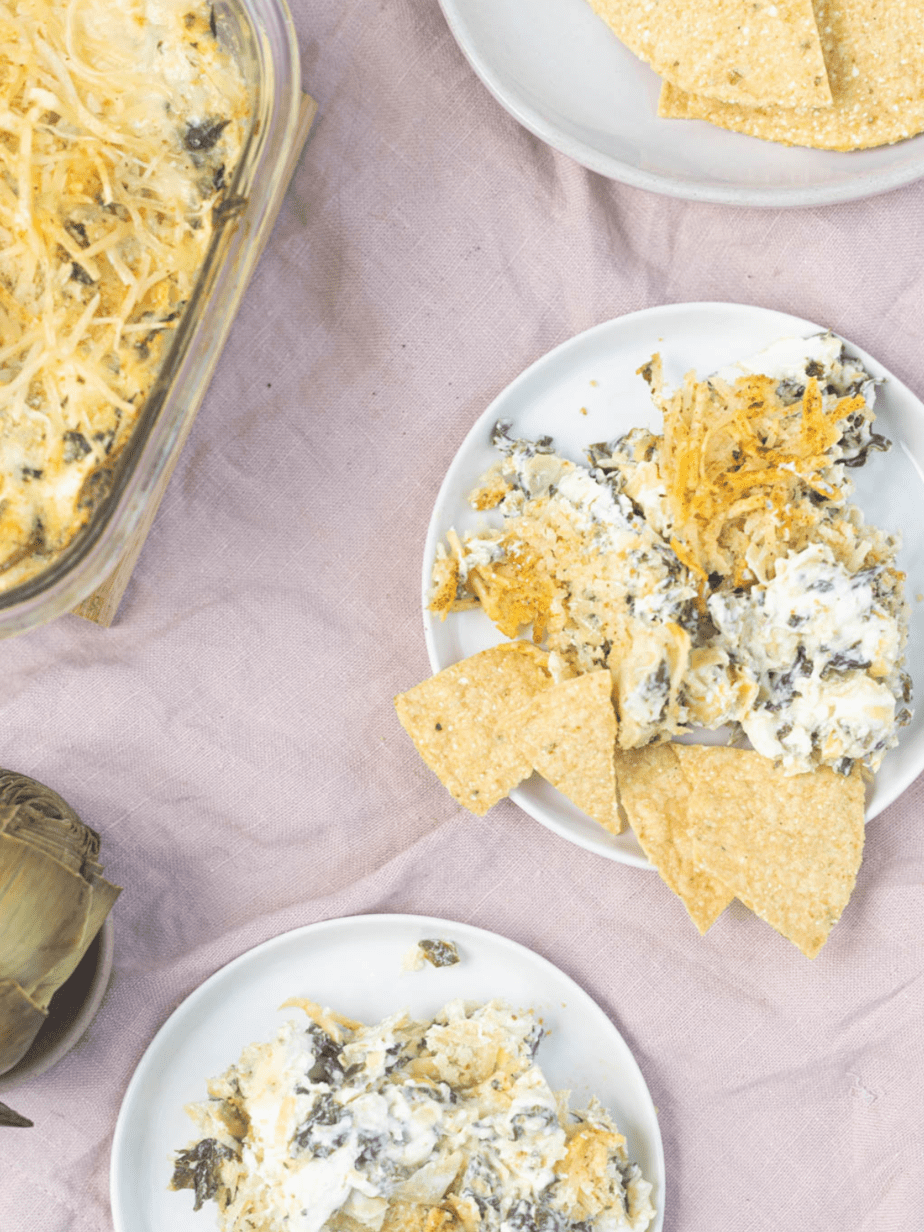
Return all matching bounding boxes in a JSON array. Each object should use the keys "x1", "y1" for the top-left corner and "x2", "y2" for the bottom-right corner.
[{"x1": 0, "y1": 774, "x2": 121, "y2": 1077}]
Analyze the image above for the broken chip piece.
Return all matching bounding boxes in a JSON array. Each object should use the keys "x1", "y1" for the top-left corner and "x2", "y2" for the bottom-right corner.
[{"x1": 394, "y1": 642, "x2": 551, "y2": 815}]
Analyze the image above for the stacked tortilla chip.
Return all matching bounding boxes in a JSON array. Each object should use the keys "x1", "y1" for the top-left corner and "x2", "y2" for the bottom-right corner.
[
  {"x1": 395, "y1": 645, "x2": 622, "y2": 834},
  {"x1": 395, "y1": 646, "x2": 866, "y2": 957},
  {"x1": 615, "y1": 744, "x2": 865, "y2": 958},
  {"x1": 589, "y1": 0, "x2": 924, "y2": 151}
]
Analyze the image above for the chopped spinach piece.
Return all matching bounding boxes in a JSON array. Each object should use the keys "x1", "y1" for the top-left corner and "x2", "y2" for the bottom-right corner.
[
  {"x1": 64, "y1": 218, "x2": 89, "y2": 248},
  {"x1": 292, "y1": 1092, "x2": 352, "y2": 1157},
  {"x1": 184, "y1": 118, "x2": 229, "y2": 151},
  {"x1": 63, "y1": 430, "x2": 92, "y2": 462},
  {"x1": 510, "y1": 1105, "x2": 557, "y2": 1139},
  {"x1": 418, "y1": 938, "x2": 459, "y2": 968},
  {"x1": 305, "y1": 1022, "x2": 345, "y2": 1084},
  {"x1": 490, "y1": 419, "x2": 554, "y2": 456},
  {"x1": 171, "y1": 1138, "x2": 237, "y2": 1210}
]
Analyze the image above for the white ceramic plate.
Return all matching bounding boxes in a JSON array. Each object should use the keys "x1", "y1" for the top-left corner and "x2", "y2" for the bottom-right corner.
[
  {"x1": 423, "y1": 302, "x2": 924, "y2": 867},
  {"x1": 110, "y1": 914, "x2": 665, "y2": 1232},
  {"x1": 438, "y1": 0, "x2": 924, "y2": 206}
]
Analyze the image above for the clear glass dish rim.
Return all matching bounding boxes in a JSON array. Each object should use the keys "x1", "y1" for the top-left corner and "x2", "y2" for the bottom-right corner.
[{"x1": 0, "y1": 0, "x2": 303, "y2": 638}]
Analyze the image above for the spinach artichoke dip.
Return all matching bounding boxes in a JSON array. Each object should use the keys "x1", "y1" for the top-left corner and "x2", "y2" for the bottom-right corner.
[
  {"x1": 0, "y1": 0, "x2": 249, "y2": 590},
  {"x1": 171, "y1": 998, "x2": 655, "y2": 1232},
  {"x1": 430, "y1": 334, "x2": 912, "y2": 778}
]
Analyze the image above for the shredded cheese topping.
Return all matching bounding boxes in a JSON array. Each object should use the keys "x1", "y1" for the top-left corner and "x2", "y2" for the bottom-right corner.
[
  {"x1": 645, "y1": 355, "x2": 870, "y2": 590},
  {"x1": 0, "y1": 0, "x2": 249, "y2": 589}
]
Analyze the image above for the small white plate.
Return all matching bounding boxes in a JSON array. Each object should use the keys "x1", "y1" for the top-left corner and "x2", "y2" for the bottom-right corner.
[
  {"x1": 423, "y1": 302, "x2": 924, "y2": 867},
  {"x1": 438, "y1": 0, "x2": 924, "y2": 206},
  {"x1": 110, "y1": 914, "x2": 665, "y2": 1232}
]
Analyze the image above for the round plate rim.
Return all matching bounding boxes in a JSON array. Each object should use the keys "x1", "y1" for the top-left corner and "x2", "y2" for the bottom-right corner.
[{"x1": 109, "y1": 912, "x2": 666, "y2": 1232}]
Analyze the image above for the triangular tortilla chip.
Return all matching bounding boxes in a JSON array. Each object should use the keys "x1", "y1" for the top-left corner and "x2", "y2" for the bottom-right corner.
[
  {"x1": 515, "y1": 670, "x2": 623, "y2": 835},
  {"x1": 658, "y1": 1, "x2": 924, "y2": 150},
  {"x1": 615, "y1": 743, "x2": 733, "y2": 933},
  {"x1": 674, "y1": 746, "x2": 865, "y2": 957},
  {"x1": 588, "y1": 0, "x2": 831, "y2": 108},
  {"x1": 395, "y1": 643, "x2": 551, "y2": 816}
]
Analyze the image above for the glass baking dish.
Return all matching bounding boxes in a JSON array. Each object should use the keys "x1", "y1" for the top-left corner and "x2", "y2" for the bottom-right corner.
[{"x1": 0, "y1": 0, "x2": 303, "y2": 638}]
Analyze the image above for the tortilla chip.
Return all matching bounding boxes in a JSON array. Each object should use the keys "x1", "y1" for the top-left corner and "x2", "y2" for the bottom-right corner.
[
  {"x1": 394, "y1": 643, "x2": 551, "y2": 816},
  {"x1": 588, "y1": 0, "x2": 830, "y2": 108},
  {"x1": 658, "y1": 1, "x2": 924, "y2": 150},
  {"x1": 514, "y1": 670, "x2": 623, "y2": 835},
  {"x1": 674, "y1": 746, "x2": 865, "y2": 957},
  {"x1": 615, "y1": 744, "x2": 734, "y2": 933}
]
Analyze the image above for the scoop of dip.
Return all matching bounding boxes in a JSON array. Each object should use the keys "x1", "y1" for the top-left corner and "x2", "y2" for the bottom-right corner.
[{"x1": 171, "y1": 997, "x2": 656, "y2": 1232}]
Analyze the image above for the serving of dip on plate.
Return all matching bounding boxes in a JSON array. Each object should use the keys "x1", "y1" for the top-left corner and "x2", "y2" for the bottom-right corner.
[
  {"x1": 110, "y1": 915, "x2": 665, "y2": 1232},
  {"x1": 422, "y1": 303, "x2": 924, "y2": 868}
]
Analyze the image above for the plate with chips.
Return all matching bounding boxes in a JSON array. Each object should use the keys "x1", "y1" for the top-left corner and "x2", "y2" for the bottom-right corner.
[
  {"x1": 438, "y1": 0, "x2": 924, "y2": 205},
  {"x1": 419, "y1": 302, "x2": 924, "y2": 877}
]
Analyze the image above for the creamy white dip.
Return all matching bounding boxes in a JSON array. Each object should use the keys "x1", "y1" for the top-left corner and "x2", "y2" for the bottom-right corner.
[
  {"x1": 172, "y1": 999, "x2": 655, "y2": 1232},
  {"x1": 434, "y1": 334, "x2": 912, "y2": 776}
]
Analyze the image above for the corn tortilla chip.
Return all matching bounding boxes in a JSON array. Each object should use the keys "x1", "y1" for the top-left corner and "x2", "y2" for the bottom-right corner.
[
  {"x1": 658, "y1": 1, "x2": 924, "y2": 150},
  {"x1": 514, "y1": 670, "x2": 623, "y2": 835},
  {"x1": 615, "y1": 743, "x2": 734, "y2": 933},
  {"x1": 588, "y1": 0, "x2": 831, "y2": 108},
  {"x1": 674, "y1": 745, "x2": 865, "y2": 957},
  {"x1": 394, "y1": 643, "x2": 551, "y2": 816}
]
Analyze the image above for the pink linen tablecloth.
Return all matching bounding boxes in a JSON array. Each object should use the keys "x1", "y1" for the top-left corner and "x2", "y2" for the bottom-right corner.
[{"x1": 3, "y1": 2, "x2": 924, "y2": 1229}]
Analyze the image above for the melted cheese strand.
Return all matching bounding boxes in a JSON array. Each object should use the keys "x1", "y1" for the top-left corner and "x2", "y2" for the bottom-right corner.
[{"x1": 0, "y1": 0, "x2": 249, "y2": 586}]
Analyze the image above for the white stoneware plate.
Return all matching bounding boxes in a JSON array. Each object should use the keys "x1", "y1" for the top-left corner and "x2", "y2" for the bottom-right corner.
[
  {"x1": 437, "y1": 0, "x2": 924, "y2": 206},
  {"x1": 423, "y1": 302, "x2": 924, "y2": 867},
  {"x1": 110, "y1": 914, "x2": 665, "y2": 1232}
]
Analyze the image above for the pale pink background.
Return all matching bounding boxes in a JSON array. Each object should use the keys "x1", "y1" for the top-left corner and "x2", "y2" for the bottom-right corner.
[{"x1": 4, "y1": 2, "x2": 924, "y2": 1229}]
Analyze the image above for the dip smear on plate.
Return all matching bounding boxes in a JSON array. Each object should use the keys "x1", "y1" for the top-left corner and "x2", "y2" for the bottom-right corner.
[
  {"x1": 430, "y1": 333, "x2": 912, "y2": 778},
  {"x1": 0, "y1": 0, "x2": 249, "y2": 590},
  {"x1": 171, "y1": 998, "x2": 656, "y2": 1232}
]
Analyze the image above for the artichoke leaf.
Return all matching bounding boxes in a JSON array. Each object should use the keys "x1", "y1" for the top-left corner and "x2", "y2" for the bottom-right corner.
[
  {"x1": 0, "y1": 978, "x2": 46, "y2": 1075},
  {"x1": 0, "y1": 1099, "x2": 34, "y2": 1127},
  {"x1": 0, "y1": 802, "x2": 98, "y2": 874},
  {"x1": 0, "y1": 833, "x2": 90, "y2": 997},
  {"x1": 31, "y1": 871, "x2": 120, "y2": 1010}
]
